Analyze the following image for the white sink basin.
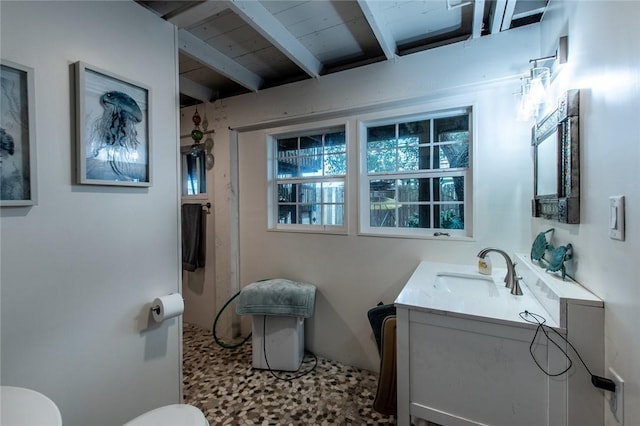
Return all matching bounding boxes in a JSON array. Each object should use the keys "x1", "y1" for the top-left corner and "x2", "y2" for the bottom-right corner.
[
  {"x1": 395, "y1": 261, "x2": 558, "y2": 328},
  {"x1": 433, "y1": 272, "x2": 500, "y2": 298}
]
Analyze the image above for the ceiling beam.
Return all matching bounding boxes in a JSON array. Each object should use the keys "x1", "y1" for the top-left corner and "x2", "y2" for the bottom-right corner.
[
  {"x1": 167, "y1": 1, "x2": 229, "y2": 29},
  {"x1": 178, "y1": 29, "x2": 263, "y2": 92},
  {"x1": 226, "y1": 0, "x2": 323, "y2": 78},
  {"x1": 500, "y1": 0, "x2": 517, "y2": 31},
  {"x1": 471, "y1": 0, "x2": 486, "y2": 39},
  {"x1": 356, "y1": 0, "x2": 396, "y2": 60},
  {"x1": 490, "y1": 0, "x2": 507, "y2": 34},
  {"x1": 179, "y1": 75, "x2": 218, "y2": 103}
]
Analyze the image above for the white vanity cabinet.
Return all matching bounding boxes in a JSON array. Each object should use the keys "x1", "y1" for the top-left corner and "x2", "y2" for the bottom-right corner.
[{"x1": 395, "y1": 254, "x2": 604, "y2": 426}]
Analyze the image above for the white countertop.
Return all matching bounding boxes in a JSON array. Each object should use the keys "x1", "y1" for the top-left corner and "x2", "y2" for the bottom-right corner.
[
  {"x1": 514, "y1": 253, "x2": 603, "y2": 328},
  {"x1": 515, "y1": 253, "x2": 602, "y2": 305},
  {"x1": 395, "y1": 261, "x2": 559, "y2": 328}
]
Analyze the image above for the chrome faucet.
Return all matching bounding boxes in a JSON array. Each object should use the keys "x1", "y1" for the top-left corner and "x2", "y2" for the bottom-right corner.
[{"x1": 477, "y1": 248, "x2": 523, "y2": 295}]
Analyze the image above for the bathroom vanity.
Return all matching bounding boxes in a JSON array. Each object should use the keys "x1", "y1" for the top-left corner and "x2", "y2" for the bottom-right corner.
[{"x1": 395, "y1": 253, "x2": 603, "y2": 426}]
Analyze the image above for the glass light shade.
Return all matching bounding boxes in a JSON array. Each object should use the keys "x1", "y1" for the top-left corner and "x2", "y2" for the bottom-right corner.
[
  {"x1": 529, "y1": 66, "x2": 550, "y2": 107},
  {"x1": 517, "y1": 79, "x2": 535, "y2": 121}
]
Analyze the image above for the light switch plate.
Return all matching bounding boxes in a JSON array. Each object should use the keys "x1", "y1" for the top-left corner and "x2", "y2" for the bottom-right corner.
[{"x1": 609, "y1": 196, "x2": 625, "y2": 241}]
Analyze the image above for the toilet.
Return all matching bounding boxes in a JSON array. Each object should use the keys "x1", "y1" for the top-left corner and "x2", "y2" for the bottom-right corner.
[
  {"x1": 1, "y1": 386, "x2": 62, "y2": 426},
  {"x1": 1, "y1": 386, "x2": 208, "y2": 426},
  {"x1": 124, "y1": 404, "x2": 209, "y2": 426}
]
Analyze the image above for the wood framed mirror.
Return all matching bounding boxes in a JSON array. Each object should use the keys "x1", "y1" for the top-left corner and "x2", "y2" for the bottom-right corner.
[{"x1": 532, "y1": 89, "x2": 580, "y2": 223}]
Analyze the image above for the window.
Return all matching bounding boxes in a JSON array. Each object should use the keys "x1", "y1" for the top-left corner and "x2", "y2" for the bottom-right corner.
[
  {"x1": 360, "y1": 108, "x2": 471, "y2": 237},
  {"x1": 268, "y1": 127, "x2": 347, "y2": 232},
  {"x1": 181, "y1": 147, "x2": 206, "y2": 196}
]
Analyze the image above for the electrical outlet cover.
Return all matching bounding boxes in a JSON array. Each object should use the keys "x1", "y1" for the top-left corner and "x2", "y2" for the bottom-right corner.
[{"x1": 609, "y1": 367, "x2": 624, "y2": 424}]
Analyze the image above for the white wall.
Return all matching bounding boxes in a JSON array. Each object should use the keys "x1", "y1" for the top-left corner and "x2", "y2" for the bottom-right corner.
[
  {"x1": 0, "y1": 2, "x2": 182, "y2": 426},
  {"x1": 535, "y1": 1, "x2": 640, "y2": 425},
  {"x1": 184, "y1": 25, "x2": 541, "y2": 371}
]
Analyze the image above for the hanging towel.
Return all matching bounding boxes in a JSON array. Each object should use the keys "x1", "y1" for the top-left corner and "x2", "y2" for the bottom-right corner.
[{"x1": 182, "y1": 203, "x2": 206, "y2": 271}]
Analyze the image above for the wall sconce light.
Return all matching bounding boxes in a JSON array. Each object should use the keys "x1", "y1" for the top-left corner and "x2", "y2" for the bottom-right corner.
[{"x1": 518, "y1": 36, "x2": 568, "y2": 121}]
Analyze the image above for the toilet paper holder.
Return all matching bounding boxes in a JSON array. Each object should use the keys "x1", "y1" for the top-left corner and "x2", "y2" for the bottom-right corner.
[{"x1": 150, "y1": 293, "x2": 184, "y2": 322}]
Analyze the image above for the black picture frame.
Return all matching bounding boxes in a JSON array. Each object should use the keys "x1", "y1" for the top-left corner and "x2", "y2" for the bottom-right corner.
[
  {"x1": 75, "y1": 61, "x2": 151, "y2": 187},
  {"x1": 1, "y1": 59, "x2": 37, "y2": 207}
]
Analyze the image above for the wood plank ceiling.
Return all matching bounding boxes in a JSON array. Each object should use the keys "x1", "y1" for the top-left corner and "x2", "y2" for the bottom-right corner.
[{"x1": 137, "y1": 0, "x2": 548, "y2": 106}]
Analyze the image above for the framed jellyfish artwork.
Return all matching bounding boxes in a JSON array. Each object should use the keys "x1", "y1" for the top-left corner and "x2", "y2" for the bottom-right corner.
[
  {"x1": 75, "y1": 61, "x2": 151, "y2": 187},
  {"x1": 1, "y1": 59, "x2": 37, "y2": 206}
]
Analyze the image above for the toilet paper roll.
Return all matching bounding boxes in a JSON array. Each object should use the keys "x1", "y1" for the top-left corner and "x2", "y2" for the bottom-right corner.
[{"x1": 151, "y1": 293, "x2": 184, "y2": 322}]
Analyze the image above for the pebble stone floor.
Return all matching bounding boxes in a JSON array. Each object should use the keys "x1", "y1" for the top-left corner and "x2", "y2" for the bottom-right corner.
[{"x1": 183, "y1": 323, "x2": 396, "y2": 425}]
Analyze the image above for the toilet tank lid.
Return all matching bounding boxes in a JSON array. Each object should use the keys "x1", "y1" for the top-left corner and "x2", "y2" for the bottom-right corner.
[{"x1": 123, "y1": 404, "x2": 208, "y2": 426}]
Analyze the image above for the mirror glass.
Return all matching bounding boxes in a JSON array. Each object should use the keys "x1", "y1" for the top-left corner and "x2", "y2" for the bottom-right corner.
[
  {"x1": 535, "y1": 130, "x2": 558, "y2": 195},
  {"x1": 181, "y1": 145, "x2": 206, "y2": 196}
]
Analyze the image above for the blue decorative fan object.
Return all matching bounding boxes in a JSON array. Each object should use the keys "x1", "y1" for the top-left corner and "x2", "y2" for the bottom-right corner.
[
  {"x1": 530, "y1": 228, "x2": 554, "y2": 264},
  {"x1": 546, "y1": 243, "x2": 573, "y2": 280}
]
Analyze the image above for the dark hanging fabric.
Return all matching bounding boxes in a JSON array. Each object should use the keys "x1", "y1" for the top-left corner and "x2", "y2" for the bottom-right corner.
[
  {"x1": 367, "y1": 303, "x2": 397, "y2": 355},
  {"x1": 182, "y1": 203, "x2": 206, "y2": 271}
]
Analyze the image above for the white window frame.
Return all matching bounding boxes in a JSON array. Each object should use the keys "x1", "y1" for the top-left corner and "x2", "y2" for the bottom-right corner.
[
  {"x1": 358, "y1": 107, "x2": 473, "y2": 239},
  {"x1": 267, "y1": 123, "x2": 348, "y2": 234}
]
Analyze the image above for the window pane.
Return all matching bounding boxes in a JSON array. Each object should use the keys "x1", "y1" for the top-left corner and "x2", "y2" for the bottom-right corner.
[
  {"x1": 398, "y1": 178, "x2": 430, "y2": 202},
  {"x1": 277, "y1": 137, "x2": 299, "y2": 178},
  {"x1": 278, "y1": 205, "x2": 295, "y2": 224},
  {"x1": 278, "y1": 137, "x2": 298, "y2": 154},
  {"x1": 398, "y1": 204, "x2": 430, "y2": 228},
  {"x1": 277, "y1": 162, "x2": 298, "y2": 178},
  {"x1": 397, "y1": 146, "x2": 419, "y2": 171},
  {"x1": 324, "y1": 153, "x2": 346, "y2": 176},
  {"x1": 434, "y1": 177, "x2": 464, "y2": 202},
  {"x1": 370, "y1": 179, "x2": 396, "y2": 199},
  {"x1": 398, "y1": 120, "x2": 429, "y2": 146},
  {"x1": 367, "y1": 125, "x2": 396, "y2": 172},
  {"x1": 370, "y1": 206, "x2": 397, "y2": 227},
  {"x1": 435, "y1": 204, "x2": 464, "y2": 229},
  {"x1": 433, "y1": 114, "x2": 469, "y2": 169},
  {"x1": 299, "y1": 183, "x2": 321, "y2": 203},
  {"x1": 368, "y1": 149, "x2": 396, "y2": 173},
  {"x1": 184, "y1": 151, "x2": 206, "y2": 195},
  {"x1": 325, "y1": 132, "x2": 346, "y2": 154},
  {"x1": 322, "y1": 182, "x2": 344, "y2": 203},
  {"x1": 370, "y1": 179, "x2": 398, "y2": 227},
  {"x1": 434, "y1": 115, "x2": 469, "y2": 139},
  {"x1": 277, "y1": 183, "x2": 297, "y2": 202},
  {"x1": 300, "y1": 135, "x2": 322, "y2": 156},
  {"x1": 367, "y1": 124, "x2": 395, "y2": 149},
  {"x1": 298, "y1": 204, "x2": 320, "y2": 225},
  {"x1": 434, "y1": 141, "x2": 469, "y2": 169},
  {"x1": 299, "y1": 156, "x2": 323, "y2": 176},
  {"x1": 323, "y1": 204, "x2": 344, "y2": 226}
]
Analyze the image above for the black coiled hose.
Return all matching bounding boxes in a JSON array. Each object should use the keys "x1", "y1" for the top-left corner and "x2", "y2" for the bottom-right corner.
[{"x1": 211, "y1": 290, "x2": 252, "y2": 349}]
